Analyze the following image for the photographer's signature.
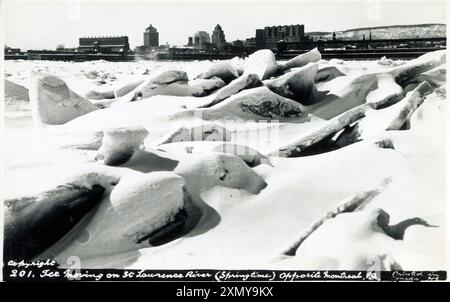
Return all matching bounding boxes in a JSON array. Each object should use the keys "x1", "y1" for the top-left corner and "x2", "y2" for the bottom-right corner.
[{"x1": 391, "y1": 271, "x2": 441, "y2": 281}]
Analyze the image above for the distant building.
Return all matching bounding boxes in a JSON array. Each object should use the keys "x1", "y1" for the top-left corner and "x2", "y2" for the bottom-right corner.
[
  {"x1": 194, "y1": 31, "x2": 211, "y2": 49},
  {"x1": 137, "y1": 25, "x2": 160, "y2": 54},
  {"x1": 211, "y1": 24, "x2": 226, "y2": 49},
  {"x1": 56, "y1": 44, "x2": 76, "y2": 52},
  {"x1": 255, "y1": 29, "x2": 265, "y2": 48},
  {"x1": 232, "y1": 40, "x2": 244, "y2": 47},
  {"x1": 187, "y1": 36, "x2": 194, "y2": 46},
  {"x1": 144, "y1": 24, "x2": 159, "y2": 47},
  {"x1": 256, "y1": 24, "x2": 305, "y2": 49},
  {"x1": 243, "y1": 37, "x2": 256, "y2": 48},
  {"x1": 78, "y1": 36, "x2": 130, "y2": 53},
  {"x1": 4, "y1": 46, "x2": 21, "y2": 54}
]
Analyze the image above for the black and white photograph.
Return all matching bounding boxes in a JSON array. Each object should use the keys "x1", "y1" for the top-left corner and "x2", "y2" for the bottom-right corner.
[{"x1": 1, "y1": 0, "x2": 448, "y2": 287}]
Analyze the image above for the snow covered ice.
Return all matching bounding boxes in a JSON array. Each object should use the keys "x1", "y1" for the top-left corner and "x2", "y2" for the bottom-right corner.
[
  {"x1": 96, "y1": 126, "x2": 149, "y2": 166},
  {"x1": 3, "y1": 49, "x2": 448, "y2": 271}
]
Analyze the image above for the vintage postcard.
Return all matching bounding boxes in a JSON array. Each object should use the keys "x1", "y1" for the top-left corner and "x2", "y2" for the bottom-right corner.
[{"x1": 1, "y1": 0, "x2": 448, "y2": 288}]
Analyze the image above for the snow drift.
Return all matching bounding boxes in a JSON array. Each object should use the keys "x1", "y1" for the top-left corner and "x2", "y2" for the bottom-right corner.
[
  {"x1": 29, "y1": 72, "x2": 99, "y2": 125},
  {"x1": 4, "y1": 49, "x2": 447, "y2": 271}
]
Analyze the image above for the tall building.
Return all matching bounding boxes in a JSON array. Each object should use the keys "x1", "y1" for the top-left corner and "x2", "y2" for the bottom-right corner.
[
  {"x1": 256, "y1": 24, "x2": 305, "y2": 49},
  {"x1": 255, "y1": 29, "x2": 265, "y2": 48},
  {"x1": 194, "y1": 31, "x2": 211, "y2": 48},
  {"x1": 144, "y1": 24, "x2": 159, "y2": 48},
  {"x1": 211, "y1": 24, "x2": 226, "y2": 49}
]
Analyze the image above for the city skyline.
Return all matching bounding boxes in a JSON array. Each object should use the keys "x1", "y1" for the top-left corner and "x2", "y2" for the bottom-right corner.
[{"x1": 3, "y1": 0, "x2": 447, "y2": 50}]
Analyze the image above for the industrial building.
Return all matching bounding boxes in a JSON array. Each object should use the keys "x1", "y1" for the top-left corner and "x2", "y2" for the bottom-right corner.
[
  {"x1": 78, "y1": 36, "x2": 130, "y2": 53},
  {"x1": 255, "y1": 24, "x2": 305, "y2": 49}
]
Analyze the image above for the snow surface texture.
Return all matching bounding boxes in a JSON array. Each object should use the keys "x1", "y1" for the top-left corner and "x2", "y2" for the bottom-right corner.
[
  {"x1": 282, "y1": 47, "x2": 322, "y2": 70},
  {"x1": 3, "y1": 49, "x2": 447, "y2": 270},
  {"x1": 96, "y1": 126, "x2": 149, "y2": 166},
  {"x1": 243, "y1": 49, "x2": 279, "y2": 80},
  {"x1": 195, "y1": 61, "x2": 239, "y2": 83},
  {"x1": 203, "y1": 73, "x2": 263, "y2": 107},
  {"x1": 29, "y1": 72, "x2": 99, "y2": 124},
  {"x1": 265, "y1": 62, "x2": 318, "y2": 104}
]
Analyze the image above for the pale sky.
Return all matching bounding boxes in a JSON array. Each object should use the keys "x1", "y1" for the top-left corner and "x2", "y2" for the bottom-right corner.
[{"x1": 2, "y1": 0, "x2": 447, "y2": 50}]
